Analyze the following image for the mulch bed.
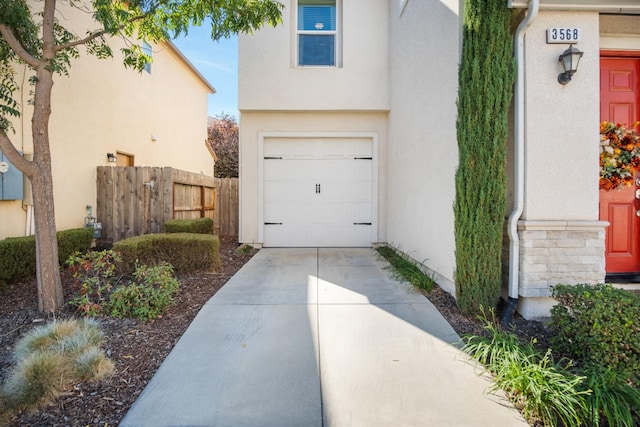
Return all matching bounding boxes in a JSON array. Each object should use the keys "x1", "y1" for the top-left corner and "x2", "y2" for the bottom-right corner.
[{"x1": 0, "y1": 240, "x2": 549, "y2": 426}]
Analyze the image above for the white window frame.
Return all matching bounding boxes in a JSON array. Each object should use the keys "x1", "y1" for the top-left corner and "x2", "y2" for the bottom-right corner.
[{"x1": 295, "y1": 0, "x2": 342, "y2": 68}]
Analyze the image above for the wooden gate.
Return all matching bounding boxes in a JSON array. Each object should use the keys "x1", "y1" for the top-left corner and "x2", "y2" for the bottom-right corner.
[
  {"x1": 213, "y1": 177, "x2": 239, "y2": 236},
  {"x1": 96, "y1": 167, "x2": 217, "y2": 242}
]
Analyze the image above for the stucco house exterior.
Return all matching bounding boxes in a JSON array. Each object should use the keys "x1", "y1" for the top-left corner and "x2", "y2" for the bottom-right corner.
[
  {"x1": 0, "y1": 1, "x2": 215, "y2": 241},
  {"x1": 238, "y1": 0, "x2": 640, "y2": 318}
]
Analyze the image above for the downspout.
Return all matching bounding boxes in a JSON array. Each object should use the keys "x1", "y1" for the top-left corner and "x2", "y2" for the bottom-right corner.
[{"x1": 502, "y1": 0, "x2": 539, "y2": 328}]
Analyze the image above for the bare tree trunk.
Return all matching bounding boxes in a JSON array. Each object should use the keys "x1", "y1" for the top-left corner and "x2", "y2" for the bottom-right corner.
[{"x1": 30, "y1": 65, "x2": 63, "y2": 313}]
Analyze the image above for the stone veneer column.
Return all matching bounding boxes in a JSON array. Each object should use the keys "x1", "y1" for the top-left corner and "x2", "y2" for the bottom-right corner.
[{"x1": 516, "y1": 220, "x2": 608, "y2": 319}]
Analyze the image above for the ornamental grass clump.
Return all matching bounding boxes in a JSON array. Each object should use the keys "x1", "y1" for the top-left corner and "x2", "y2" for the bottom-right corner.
[
  {"x1": 376, "y1": 246, "x2": 435, "y2": 292},
  {"x1": 579, "y1": 364, "x2": 640, "y2": 427},
  {"x1": 1, "y1": 319, "x2": 113, "y2": 413},
  {"x1": 463, "y1": 311, "x2": 589, "y2": 427}
]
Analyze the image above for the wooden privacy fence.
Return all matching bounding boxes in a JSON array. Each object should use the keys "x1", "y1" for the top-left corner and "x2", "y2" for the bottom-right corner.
[
  {"x1": 213, "y1": 177, "x2": 238, "y2": 236},
  {"x1": 96, "y1": 167, "x2": 238, "y2": 242}
]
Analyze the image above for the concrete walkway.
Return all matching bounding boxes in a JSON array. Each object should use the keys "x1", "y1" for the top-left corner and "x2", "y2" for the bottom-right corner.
[{"x1": 120, "y1": 248, "x2": 528, "y2": 426}]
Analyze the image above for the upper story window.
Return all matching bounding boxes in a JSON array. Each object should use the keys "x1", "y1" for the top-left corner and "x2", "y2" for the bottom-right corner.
[
  {"x1": 297, "y1": 0, "x2": 339, "y2": 67},
  {"x1": 142, "y1": 41, "x2": 152, "y2": 74}
]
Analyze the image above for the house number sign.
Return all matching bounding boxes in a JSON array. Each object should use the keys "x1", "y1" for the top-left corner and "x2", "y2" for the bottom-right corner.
[{"x1": 546, "y1": 28, "x2": 580, "y2": 44}]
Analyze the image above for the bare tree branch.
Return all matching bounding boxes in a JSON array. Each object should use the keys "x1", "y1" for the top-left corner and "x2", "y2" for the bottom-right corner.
[
  {"x1": 0, "y1": 24, "x2": 41, "y2": 68},
  {"x1": 54, "y1": 14, "x2": 148, "y2": 53},
  {"x1": 0, "y1": 128, "x2": 36, "y2": 177}
]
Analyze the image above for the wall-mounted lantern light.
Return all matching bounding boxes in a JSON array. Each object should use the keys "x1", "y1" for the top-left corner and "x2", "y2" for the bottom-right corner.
[
  {"x1": 558, "y1": 45, "x2": 583, "y2": 85},
  {"x1": 107, "y1": 152, "x2": 117, "y2": 163}
]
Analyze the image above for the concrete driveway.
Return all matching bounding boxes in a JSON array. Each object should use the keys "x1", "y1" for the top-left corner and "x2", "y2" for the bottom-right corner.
[{"x1": 120, "y1": 248, "x2": 528, "y2": 426}]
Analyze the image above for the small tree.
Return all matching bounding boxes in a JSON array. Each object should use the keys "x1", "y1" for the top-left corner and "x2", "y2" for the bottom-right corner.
[
  {"x1": 208, "y1": 113, "x2": 238, "y2": 178},
  {"x1": 454, "y1": 0, "x2": 515, "y2": 315},
  {"x1": 0, "y1": 0, "x2": 282, "y2": 313}
]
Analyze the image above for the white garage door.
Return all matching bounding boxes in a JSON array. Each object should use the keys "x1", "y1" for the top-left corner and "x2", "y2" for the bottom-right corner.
[{"x1": 263, "y1": 137, "x2": 375, "y2": 247}]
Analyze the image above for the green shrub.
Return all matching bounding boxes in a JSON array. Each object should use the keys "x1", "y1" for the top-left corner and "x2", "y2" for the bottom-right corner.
[
  {"x1": 463, "y1": 313, "x2": 589, "y2": 427},
  {"x1": 0, "y1": 227, "x2": 93, "y2": 284},
  {"x1": 67, "y1": 250, "x2": 121, "y2": 316},
  {"x1": 113, "y1": 233, "x2": 221, "y2": 274},
  {"x1": 0, "y1": 235, "x2": 36, "y2": 284},
  {"x1": 162, "y1": 217, "x2": 214, "y2": 234},
  {"x1": 57, "y1": 228, "x2": 94, "y2": 264},
  {"x1": 376, "y1": 246, "x2": 434, "y2": 292},
  {"x1": 550, "y1": 283, "x2": 640, "y2": 378},
  {"x1": 66, "y1": 252, "x2": 181, "y2": 321},
  {"x1": 106, "y1": 262, "x2": 180, "y2": 321},
  {"x1": 2, "y1": 319, "x2": 113, "y2": 413}
]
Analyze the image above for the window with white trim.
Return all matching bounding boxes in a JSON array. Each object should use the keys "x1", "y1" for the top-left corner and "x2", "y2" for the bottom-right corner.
[{"x1": 297, "y1": 0, "x2": 339, "y2": 67}]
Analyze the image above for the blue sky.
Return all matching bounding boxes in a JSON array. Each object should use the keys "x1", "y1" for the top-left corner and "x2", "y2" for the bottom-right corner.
[{"x1": 172, "y1": 24, "x2": 239, "y2": 119}]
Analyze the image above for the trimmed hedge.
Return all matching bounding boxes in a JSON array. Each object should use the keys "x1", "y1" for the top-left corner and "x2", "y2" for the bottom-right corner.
[
  {"x1": 113, "y1": 233, "x2": 220, "y2": 274},
  {"x1": 162, "y1": 218, "x2": 213, "y2": 234},
  {"x1": 0, "y1": 228, "x2": 94, "y2": 284}
]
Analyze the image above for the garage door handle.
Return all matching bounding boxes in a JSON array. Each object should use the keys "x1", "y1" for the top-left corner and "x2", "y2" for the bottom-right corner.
[
  {"x1": 354, "y1": 222, "x2": 372, "y2": 225},
  {"x1": 315, "y1": 184, "x2": 321, "y2": 194},
  {"x1": 265, "y1": 222, "x2": 283, "y2": 225}
]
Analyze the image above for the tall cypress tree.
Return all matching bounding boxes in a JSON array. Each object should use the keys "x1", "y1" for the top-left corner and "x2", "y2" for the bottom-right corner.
[{"x1": 454, "y1": 0, "x2": 515, "y2": 315}]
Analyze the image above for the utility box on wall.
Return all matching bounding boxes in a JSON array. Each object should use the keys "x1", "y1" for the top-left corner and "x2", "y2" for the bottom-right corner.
[{"x1": 0, "y1": 150, "x2": 24, "y2": 200}]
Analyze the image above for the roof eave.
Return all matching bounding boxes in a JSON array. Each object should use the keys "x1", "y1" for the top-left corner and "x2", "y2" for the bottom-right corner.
[
  {"x1": 164, "y1": 40, "x2": 216, "y2": 94},
  {"x1": 508, "y1": 0, "x2": 640, "y2": 14}
]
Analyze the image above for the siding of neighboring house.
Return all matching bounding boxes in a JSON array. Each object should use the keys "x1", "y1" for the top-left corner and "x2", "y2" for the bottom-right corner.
[{"x1": 0, "y1": 1, "x2": 214, "y2": 240}]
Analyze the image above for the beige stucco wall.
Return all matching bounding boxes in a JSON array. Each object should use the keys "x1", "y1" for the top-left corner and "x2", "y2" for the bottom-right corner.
[
  {"x1": 0, "y1": 2, "x2": 213, "y2": 239},
  {"x1": 522, "y1": 12, "x2": 600, "y2": 221},
  {"x1": 238, "y1": 0, "x2": 389, "y2": 111},
  {"x1": 516, "y1": 12, "x2": 640, "y2": 319},
  {"x1": 239, "y1": 112, "x2": 388, "y2": 245},
  {"x1": 516, "y1": 11, "x2": 603, "y2": 319},
  {"x1": 385, "y1": 0, "x2": 461, "y2": 294}
]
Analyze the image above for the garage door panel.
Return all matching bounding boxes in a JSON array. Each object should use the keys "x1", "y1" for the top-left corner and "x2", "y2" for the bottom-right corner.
[
  {"x1": 263, "y1": 137, "x2": 375, "y2": 247},
  {"x1": 264, "y1": 201, "x2": 324, "y2": 223},
  {"x1": 321, "y1": 160, "x2": 371, "y2": 181},
  {"x1": 320, "y1": 202, "x2": 372, "y2": 223},
  {"x1": 320, "y1": 182, "x2": 372, "y2": 202},
  {"x1": 265, "y1": 159, "x2": 325, "y2": 181},
  {"x1": 266, "y1": 201, "x2": 371, "y2": 224},
  {"x1": 265, "y1": 138, "x2": 372, "y2": 158},
  {"x1": 264, "y1": 181, "x2": 319, "y2": 203}
]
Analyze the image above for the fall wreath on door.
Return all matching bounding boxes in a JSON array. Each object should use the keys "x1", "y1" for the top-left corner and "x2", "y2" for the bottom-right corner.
[{"x1": 599, "y1": 121, "x2": 640, "y2": 190}]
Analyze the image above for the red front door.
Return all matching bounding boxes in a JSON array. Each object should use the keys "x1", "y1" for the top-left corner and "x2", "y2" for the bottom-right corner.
[{"x1": 600, "y1": 55, "x2": 640, "y2": 273}]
